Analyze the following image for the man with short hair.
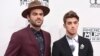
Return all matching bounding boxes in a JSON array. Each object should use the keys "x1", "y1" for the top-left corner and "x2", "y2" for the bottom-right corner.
[
  {"x1": 5, "y1": 0, "x2": 51, "y2": 56},
  {"x1": 52, "y1": 10, "x2": 93, "y2": 56}
]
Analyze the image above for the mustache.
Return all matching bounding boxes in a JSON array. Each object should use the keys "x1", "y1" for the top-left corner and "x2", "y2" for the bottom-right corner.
[{"x1": 36, "y1": 19, "x2": 42, "y2": 21}]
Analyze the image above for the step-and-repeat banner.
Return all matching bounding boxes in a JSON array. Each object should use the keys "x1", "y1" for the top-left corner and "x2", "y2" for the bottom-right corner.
[{"x1": 0, "y1": 0, "x2": 100, "y2": 56}]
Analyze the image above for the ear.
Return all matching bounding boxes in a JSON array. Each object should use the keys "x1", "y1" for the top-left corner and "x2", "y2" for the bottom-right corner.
[
  {"x1": 77, "y1": 22, "x2": 79, "y2": 27},
  {"x1": 78, "y1": 22, "x2": 79, "y2": 26},
  {"x1": 27, "y1": 15, "x2": 30, "y2": 20},
  {"x1": 63, "y1": 24, "x2": 66, "y2": 28}
]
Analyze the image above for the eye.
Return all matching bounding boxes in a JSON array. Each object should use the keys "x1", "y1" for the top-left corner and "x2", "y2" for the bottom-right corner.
[
  {"x1": 67, "y1": 22, "x2": 72, "y2": 25},
  {"x1": 40, "y1": 13, "x2": 44, "y2": 16},
  {"x1": 74, "y1": 21, "x2": 78, "y2": 24},
  {"x1": 32, "y1": 13, "x2": 37, "y2": 16}
]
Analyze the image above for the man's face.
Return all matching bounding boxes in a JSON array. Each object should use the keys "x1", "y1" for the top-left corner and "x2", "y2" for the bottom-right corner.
[
  {"x1": 64, "y1": 17, "x2": 79, "y2": 36},
  {"x1": 27, "y1": 9, "x2": 44, "y2": 27}
]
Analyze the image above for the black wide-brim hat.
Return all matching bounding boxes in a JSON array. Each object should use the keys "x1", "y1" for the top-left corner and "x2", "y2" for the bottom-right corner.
[{"x1": 22, "y1": 1, "x2": 50, "y2": 18}]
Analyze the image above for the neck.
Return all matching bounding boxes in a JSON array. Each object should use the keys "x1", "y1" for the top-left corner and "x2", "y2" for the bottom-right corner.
[
  {"x1": 30, "y1": 24, "x2": 41, "y2": 31},
  {"x1": 66, "y1": 32, "x2": 77, "y2": 39}
]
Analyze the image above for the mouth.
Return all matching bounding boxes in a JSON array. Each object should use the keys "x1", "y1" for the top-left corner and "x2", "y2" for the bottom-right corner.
[
  {"x1": 37, "y1": 21, "x2": 42, "y2": 23},
  {"x1": 36, "y1": 19, "x2": 42, "y2": 22},
  {"x1": 36, "y1": 20, "x2": 43, "y2": 24},
  {"x1": 71, "y1": 28, "x2": 75, "y2": 30}
]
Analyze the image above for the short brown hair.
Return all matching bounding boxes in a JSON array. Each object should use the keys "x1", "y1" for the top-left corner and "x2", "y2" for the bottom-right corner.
[{"x1": 63, "y1": 10, "x2": 79, "y2": 24}]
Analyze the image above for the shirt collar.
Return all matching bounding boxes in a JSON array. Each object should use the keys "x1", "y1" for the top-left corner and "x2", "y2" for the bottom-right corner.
[
  {"x1": 29, "y1": 24, "x2": 42, "y2": 34},
  {"x1": 74, "y1": 35, "x2": 78, "y2": 43},
  {"x1": 66, "y1": 34, "x2": 78, "y2": 42}
]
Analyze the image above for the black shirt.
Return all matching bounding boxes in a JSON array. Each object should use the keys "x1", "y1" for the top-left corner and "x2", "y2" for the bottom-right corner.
[{"x1": 31, "y1": 28, "x2": 45, "y2": 56}]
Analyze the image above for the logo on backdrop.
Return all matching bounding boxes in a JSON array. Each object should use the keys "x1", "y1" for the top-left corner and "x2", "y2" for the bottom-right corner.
[
  {"x1": 20, "y1": 0, "x2": 49, "y2": 6},
  {"x1": 90, "y1": 0, "x2": 100, "y2": 8},
  {"x1": 83, "y1": 27, "x2": 100, "y2": 42}
]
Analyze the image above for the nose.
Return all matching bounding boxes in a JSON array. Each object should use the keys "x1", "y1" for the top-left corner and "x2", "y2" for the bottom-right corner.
[
  {"x1": 37, "y1": 14, "x2": 41, "y2": 17},
  {"x1": 37, "y1": 15, "x2": 41, "y2": 19},
  {"x1": 71, "y1": 23, "x2": 75, "y2": 28}
]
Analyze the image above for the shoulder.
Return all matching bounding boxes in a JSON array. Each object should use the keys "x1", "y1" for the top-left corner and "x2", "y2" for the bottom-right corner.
[
  {"x1": 79, "y1": 35, "x2": 89, "y2": 40},
  {"x1": 53, "y1": 35, "x2": 66, "y2": 45},
  {"x1": 78, "y1": 35, "x2": 91, "y2": 43},
  {"x1": 11, "y1": 26, "x2": 29, "y2": 38},
  {"x1": 41, "y1": 30, "x2": 51, "y2": 38},
  {"x1": 42, "y1": 30, "x2": 50, "y2": 35},
  {"x1": 13, "y1": 27, "x2": 27, "y2": 35}
]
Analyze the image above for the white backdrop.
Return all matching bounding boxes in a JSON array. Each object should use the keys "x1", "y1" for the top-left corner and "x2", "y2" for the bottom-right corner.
[{"x1": 0, "y1": 0, "x2": 100, "y2": 56}]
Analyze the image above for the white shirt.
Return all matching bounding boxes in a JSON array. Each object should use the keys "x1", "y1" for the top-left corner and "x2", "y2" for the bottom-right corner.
[{"x1": 66, "y1": 35, "x2": 79, "y2": 56}]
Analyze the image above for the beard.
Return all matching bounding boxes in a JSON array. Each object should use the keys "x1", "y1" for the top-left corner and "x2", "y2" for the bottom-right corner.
[
  {"x1": 29, "y1": 19, "x2": 43, "y2": 27},
  {"x1": 31, "y1": 22, "x2": 42, "y2": 27}
]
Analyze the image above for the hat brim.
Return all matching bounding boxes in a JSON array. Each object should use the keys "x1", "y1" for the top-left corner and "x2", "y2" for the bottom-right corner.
[{"x1": 22, "y1": 6, "x2": 50, "y2": 18}]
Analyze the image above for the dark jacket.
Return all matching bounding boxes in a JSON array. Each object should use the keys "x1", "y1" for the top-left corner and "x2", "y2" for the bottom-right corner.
[{"x1": 52, "y1": 35, "x2": 93, "y2": 56}]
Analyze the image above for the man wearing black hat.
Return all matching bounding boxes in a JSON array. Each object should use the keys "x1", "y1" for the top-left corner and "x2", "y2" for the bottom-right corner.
[{"x1": 4, "y1": 0, "x2": 51, "y2": 56}]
